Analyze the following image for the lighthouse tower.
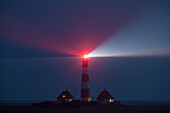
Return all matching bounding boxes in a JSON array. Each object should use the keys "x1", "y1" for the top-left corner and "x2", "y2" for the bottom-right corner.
[{"x1": 80, "y1": 55, "x2": 91, "y2": 102}]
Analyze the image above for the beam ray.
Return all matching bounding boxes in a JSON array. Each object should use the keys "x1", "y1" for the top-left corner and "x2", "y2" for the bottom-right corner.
[{"x1": 89, "y1": 3, "x2": 170, "y2": 58}]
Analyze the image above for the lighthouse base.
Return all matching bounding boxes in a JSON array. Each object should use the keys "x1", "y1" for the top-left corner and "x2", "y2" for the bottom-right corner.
[{"x1": 80, "y1": 98, "x2": 91, "y2": 102}]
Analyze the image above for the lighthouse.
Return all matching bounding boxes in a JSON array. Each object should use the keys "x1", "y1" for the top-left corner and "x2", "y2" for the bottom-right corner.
[{"x1": 80, "y1": 55, "x2": 91, "y2": 102}]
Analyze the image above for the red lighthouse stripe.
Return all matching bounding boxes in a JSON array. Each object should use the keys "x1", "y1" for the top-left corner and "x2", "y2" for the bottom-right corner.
[
  {"x1": 82, "y1": 67, "x2": 88, "y2": 74},
  {"x1": 82, "y1": 60, "x2": 88, "y2": 67},
  {"x1": 82, "y1": 74, "x2": 89, "y2": 81},
  {"x1": 81, "y1": 88, "x2": 90, "y2": 98}
]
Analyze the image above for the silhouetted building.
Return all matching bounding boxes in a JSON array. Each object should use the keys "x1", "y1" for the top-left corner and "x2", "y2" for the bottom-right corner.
[
  {"x1": 96, "y1": 88, "x2": 114, "y2": 104},
  {"x1": 57, "y1": 88, "x2": 74, "y2": 103}
]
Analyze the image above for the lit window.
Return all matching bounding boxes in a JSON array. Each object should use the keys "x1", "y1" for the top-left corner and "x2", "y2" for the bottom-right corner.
[
  {"x1": 88, "y1": 98, "x2": 91, "y2": 102},
  {"x1": 109, "y1": 99, "x2": 113, "y2": 102},
  {"x1": 62, "y1": 95, "x2": 66, "y2": 98},
  {"x1": 69, "y1": 99, "x2": 72, "y2": 102}
]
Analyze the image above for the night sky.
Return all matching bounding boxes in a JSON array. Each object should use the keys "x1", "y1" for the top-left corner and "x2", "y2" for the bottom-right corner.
[{"x1": 1, "y1": 0, "x2": 170, "y2": 101}]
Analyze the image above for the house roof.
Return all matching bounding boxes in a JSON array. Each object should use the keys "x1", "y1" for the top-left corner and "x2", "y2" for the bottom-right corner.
[
  {"x1": 96, "y1": 88, "x2": 114, "y2": 100},
  {"x1": 57, "y1": 89, "x2": 74, "y2": 99}
]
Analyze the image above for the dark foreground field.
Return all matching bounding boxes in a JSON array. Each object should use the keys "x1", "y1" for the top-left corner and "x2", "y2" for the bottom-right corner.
[{"x1": 1, "y1": 104, "x2": 170, "y2": 113}]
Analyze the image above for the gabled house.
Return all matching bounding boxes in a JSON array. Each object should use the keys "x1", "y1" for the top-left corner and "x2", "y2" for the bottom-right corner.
[
  {"x1": 57, "y1": 88, "x2": 74, "y2": 103},
  {"x1": 96, "y1": 88, "x2": 114, "y2": 104}
]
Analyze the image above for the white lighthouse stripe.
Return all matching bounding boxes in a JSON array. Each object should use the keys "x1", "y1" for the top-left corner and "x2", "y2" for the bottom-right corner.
[
  {"x1": 82, "y1": 67, "x2": 88, "y2": 74},
  {"x1": 81, "y1": 82, "x2": 90, "y2": 88}
]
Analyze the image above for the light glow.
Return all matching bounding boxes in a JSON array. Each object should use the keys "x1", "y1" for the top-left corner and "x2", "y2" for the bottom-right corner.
[{"x1": 84, "y1": 55, "x2": 90, "y2": 59}]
